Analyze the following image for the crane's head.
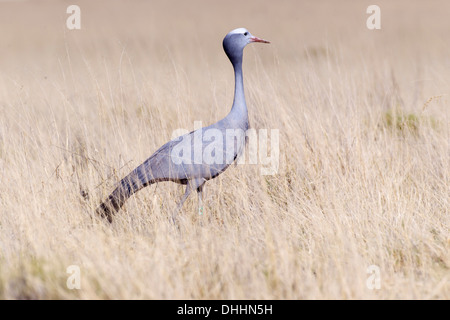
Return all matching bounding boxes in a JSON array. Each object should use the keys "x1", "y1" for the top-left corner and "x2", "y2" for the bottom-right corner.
[{"x1": 223, "y1": 28, "x2": 270, "y2": 65}]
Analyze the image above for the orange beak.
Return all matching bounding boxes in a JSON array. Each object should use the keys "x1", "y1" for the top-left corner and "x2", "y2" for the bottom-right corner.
[{"x1": 250, "y1": 36, "x2": 270, "y2": 44}]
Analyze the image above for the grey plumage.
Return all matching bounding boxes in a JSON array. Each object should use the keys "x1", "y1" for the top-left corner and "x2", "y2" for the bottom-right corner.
[{"x1": 96, "y1": 28, "x2": 269, "y2": 222}]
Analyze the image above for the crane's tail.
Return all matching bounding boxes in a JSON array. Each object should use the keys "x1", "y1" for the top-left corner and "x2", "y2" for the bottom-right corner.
[{"x1": 96, "y1": 168, "x2": 156, "y2": 223}]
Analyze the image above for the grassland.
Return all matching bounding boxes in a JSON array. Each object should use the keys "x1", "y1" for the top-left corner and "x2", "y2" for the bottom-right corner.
[{"x1": 0, "y1": 0, "x2": 448, "y2": 299}]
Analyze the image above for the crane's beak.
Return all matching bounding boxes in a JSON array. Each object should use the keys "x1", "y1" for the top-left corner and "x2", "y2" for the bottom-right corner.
[{"x1": 250, "y1": 36, "x2": 270, "y2": 44}]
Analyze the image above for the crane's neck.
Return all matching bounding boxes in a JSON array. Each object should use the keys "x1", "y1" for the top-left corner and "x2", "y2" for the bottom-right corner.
[{"x1": 228, "y1": 57, "x2": 248, "y2": 127}]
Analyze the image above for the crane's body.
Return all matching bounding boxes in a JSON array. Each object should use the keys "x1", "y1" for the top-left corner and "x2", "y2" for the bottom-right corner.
[{"x1": 96, "y1": 28, "x2": 269, "y2": 222}]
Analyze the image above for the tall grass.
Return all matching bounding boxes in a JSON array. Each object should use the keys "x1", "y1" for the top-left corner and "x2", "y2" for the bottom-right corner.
[{"x1": 0, "y1": 0, "x2": 448, "y2": 299}]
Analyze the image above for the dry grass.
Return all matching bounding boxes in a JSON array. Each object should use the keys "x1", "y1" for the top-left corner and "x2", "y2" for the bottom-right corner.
[{"x1": 0, "y1": 0, "x2": 448, "y2": 299}]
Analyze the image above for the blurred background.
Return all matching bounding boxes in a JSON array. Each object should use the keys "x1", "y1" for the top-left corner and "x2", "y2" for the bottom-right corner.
[{"x1": 1, "y1": 0, "x2": 448, "y2": 128}]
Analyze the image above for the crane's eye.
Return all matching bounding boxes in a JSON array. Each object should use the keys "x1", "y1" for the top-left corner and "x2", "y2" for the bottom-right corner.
[{"x1": 244, "y1": 32, "x2": 248, "y2": 36}]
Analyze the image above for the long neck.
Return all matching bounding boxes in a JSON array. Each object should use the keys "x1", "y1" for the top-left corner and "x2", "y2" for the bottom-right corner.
[{"x1": 227, "y1": 55, "x2": 248, "y2": 124}]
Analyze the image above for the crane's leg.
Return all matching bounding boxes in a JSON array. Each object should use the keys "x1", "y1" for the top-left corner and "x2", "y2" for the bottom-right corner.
[{"x1": 197, "y1": 185, "x2": 204, "y2": 215}]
